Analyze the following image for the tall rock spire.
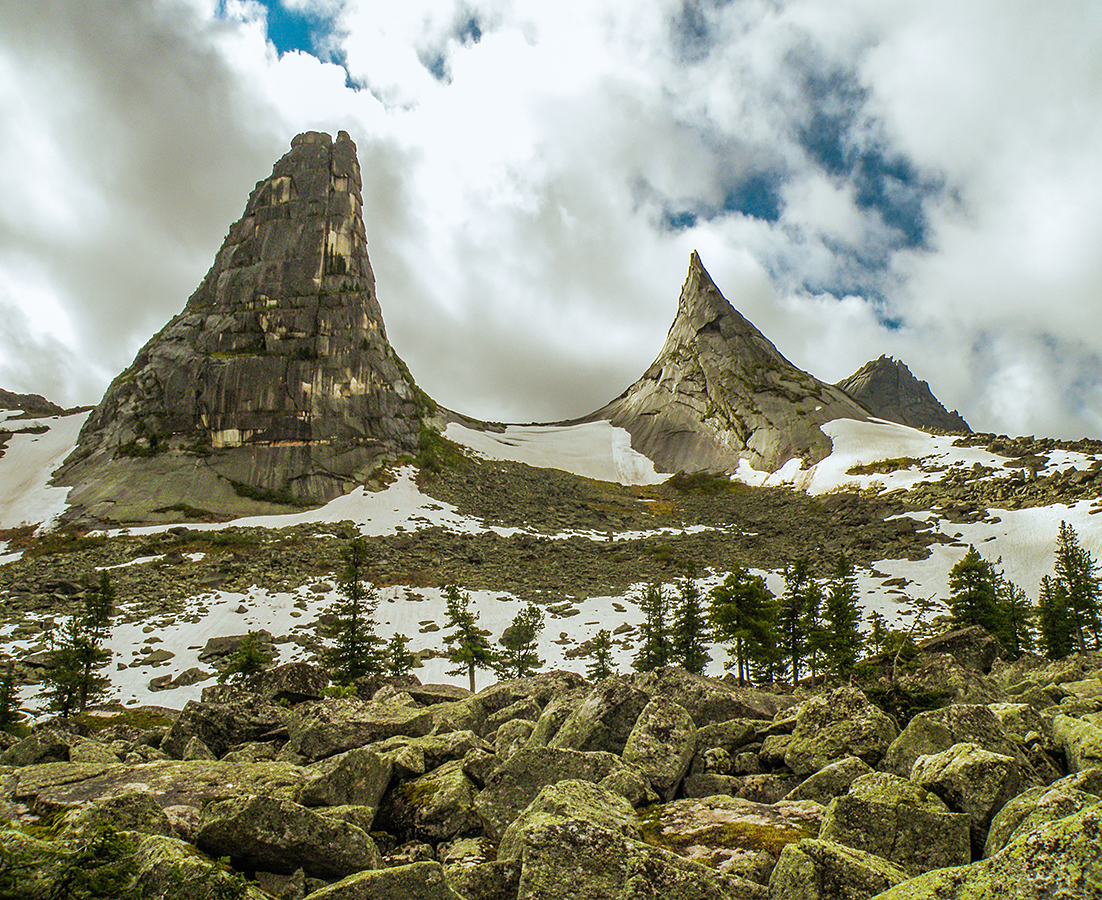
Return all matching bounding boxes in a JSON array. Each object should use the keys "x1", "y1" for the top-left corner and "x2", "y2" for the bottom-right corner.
[
  {"x1": 589, "y1": 252, "x2": 868, "y2": 474},
  {"x1": 59, "y1": 131, "x2": 428, "y2": 523}
]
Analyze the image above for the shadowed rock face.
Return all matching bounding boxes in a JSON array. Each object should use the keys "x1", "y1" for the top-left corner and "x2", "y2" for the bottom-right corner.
[
  {"x1": 588, "y1": 252, "x2": 868, "y2": 474},
  {"x1": 837, "y1": 355, "x2": 970, "y2": 433},
  {"x1": 58, "y1": 131, "x2": 426, "y2": 522}
]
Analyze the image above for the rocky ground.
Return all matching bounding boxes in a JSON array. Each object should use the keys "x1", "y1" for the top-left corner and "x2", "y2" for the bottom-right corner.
[{"x1": 2, "y1": 626, "x2": 1101, "y2": 899}]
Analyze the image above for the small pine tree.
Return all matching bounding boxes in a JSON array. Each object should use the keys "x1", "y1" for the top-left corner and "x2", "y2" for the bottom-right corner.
[
  {"x1": 385, "y1": 633, "x2": 418, "y2": 678},
  {"x1": 708, "y1": 566, "x2": 774, "y2": 684},
  {"x1": 586, "y1": 629, "x2": 618, "y2": 681},
  {"x1": 823, "y1": 553, "x2": 863, "y2": 676},
  {"x1": 82, "y1": 571, "x2": 115, "y2": 640},
  {"x1": 778, "y1": 561, "x2": 819, "y2": 685},
  {"x1": 42, "y1": 616, "x2": 110, "y2": 716},
  {"x1": 948, "y1": 546, "x2": 1000, "y2": 634},
  {"x1": 671, "y1": 578, "x2": 711, "y2": 675},
  {"x1": 495, "y1": 604, "x2": 545, "y2": 679},
  {"x1": 995, "y1": 576, "x2": 1035, "y2": 659},
  {"x1": 0, "y1": 658, "x2": 23, "y2": 735},
  {"x1": 442, "y1": 584, "x2": 495, "y2": 692},
  {"x1": 1053, "y1": 521, "x2": 1101, "y2": 652},
  {"x1": 867, "y1": 610, "x2": 889, "y2": 655},
  {"x1": 1038, "y1": 574, "x2": 1075, "y2": 659},
  {"x1": 633, "y1": 583, "x2": 672, "y2": 672},
  {"x1": 324, "y1": 538, "x2": 385, "y2": 684},
  {"x1": 219, "y1": 632, "x2": 270, "y2": 684}
]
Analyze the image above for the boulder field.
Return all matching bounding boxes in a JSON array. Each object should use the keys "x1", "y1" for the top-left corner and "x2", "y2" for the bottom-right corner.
[{"x1": 2, "y1": 633, "x2": 1102, "y2": 899}]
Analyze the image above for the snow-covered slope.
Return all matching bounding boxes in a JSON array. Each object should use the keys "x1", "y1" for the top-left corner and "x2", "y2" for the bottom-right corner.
[{"x1": 0, "y1": 409, "x2": 87, "y2": 530}]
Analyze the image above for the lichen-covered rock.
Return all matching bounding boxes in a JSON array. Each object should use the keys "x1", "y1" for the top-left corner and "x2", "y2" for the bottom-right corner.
[
  {"x1": 983, "y1": 778, "x2": 1101, "y2": 857},
  {"x1": 548, "y1": 677, "x2": 649, "y2": 754},
  {"x1": 818, "y1": 772, "x2": 970, "y2": 875},
  {"x1": 693, "y1": 719, "x2": 761, "y2": 760},
  {"x1": 909, "y1": 742, "x2": 1021, "y2": 854},
  {"x1": 484, "y1": 698, "x2": 542, "y2": 737},
  {"x1": 515, "y1": 819, "x2": 761, "y2": 900},
  {"x1": 986, "y1": 702, "x2": 1047, "y2": 745},
  {"x1": 283, "y1": 698, "x2": 433, "y2": 761},
  {"x1": 303, "y1": 861, "x2": 466, "y2": 900},
  {"x1": 622, "y1": 697, "x2": 697, "y2": 801},
  {"x1": 526, "y1": 691, "x2": 589, "y2": 747},
  {"x1": 784, "y1": 687, "x2": 898, "y2": 775},
  {"x1": 869, "y1": 802, "x2": 1102, "y2": 899},
  {"x1": 881, "y1": 704, "x2": 1020, "y2": 777},
  {"x1": 473, "y1": 747, "x2": 635, "y2": 841},
  {"x1": 300, "y1": 746, "x2": 392, "y2": 811},
  {"x1": 376, "y1": 758, "x2": 481, "y2": 843},
  {"x1": 767, "y1": 838, "x2": 909, "y2": 900},
  {"x1": 498, "y1": 779, "x2": 640, "y2": 860},
  {"x1": 196, "y1": 794, "x2": 380, "y2": 879},
  {"x1": 61, "y1": 790, "x2": 174, "y2": 839},
  {"x1": 441, "y1": 838, "x2": 518, "y2": 900},
  {"x1": 1052, "y1": 713, "x2": 1102, "y2": 772},
  {"x1": 783, "y1": 756, "x2": 873, "y2": 805},
  {"x1": 161, "y1": 698, "x2": 288, "y2": 759},
  {"x1": 630, "y1": 667, "x2": 786, "y2": 727},
  {"x1": 131, "y1": 834, "x2": 269, "y2": 900},
  {"x1": 0, "y1": 729, "x2": 118, "y2": 767},
  {"x1": 638, "y1": 794, "x2": 822, "y2": 884},
  {"x1": 366, "y1": 729, "x2": 489, "y2": 778},
  {"x1": 494, "y1": 719, "x2": 535, "y2": 760},
  {"x1": 474, "y1": 671, "x2": 588, "y2": 718}
]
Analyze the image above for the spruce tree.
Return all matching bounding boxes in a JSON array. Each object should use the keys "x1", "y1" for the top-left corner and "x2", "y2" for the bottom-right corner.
[
  {"x1": 633, "y1": 583, "x2": 672, "y2": 672},
  {"x1": 82, "y1": 571, "x2": 115, "y2": 640},
  {"x1": 42, "y1": 616, "x2": 110, "y2": 716},
  {"x1": 995, "y1": 576, "x2": 1035, "y2": 659},
  {"x1": 671, "y1": 578, "x2": 711, "y2": 674},
  {"x1": 0, "y1": 658, "x2": 23, "y2": 735},
  {"x1": 823, "y1": 553, "x2": 864, "y2": 676},
  {"x1": 948, "y1": 546, "x2": 1000, "y2": 633},
  {"x1": 1038, "y1": 574, "x2": 1074, "y2": 659},
  {"x1": 385, "y1": 633, "x2": 418, "y2": 678},
  {"x1": 867, "y1": 610, "x2": 889, "y2": 655},
  {"x1": 778, "y1": 561, "x2": 819, "y2": 685},
  {"x1": 1053, "y1": 521, "x2": 1101, "y2": 651},
  {"x1": 219, "y1": 632, "x2": 270, "y2": 684},
  {"x1": 586, "y1": 629, "x2": 618, "y2": 681},
  {"x1": 709, "y1": 566, "x2": 774, "y2": 684},
  {"x1": 323, "y1": 538, "x2": 385, "y2": 684},
  {"x1": 495, "y1": 604, "x2": 545, "y2": 679},
  {"x1": 442, "y1": 584, "x2": 495, "y2": 691}
]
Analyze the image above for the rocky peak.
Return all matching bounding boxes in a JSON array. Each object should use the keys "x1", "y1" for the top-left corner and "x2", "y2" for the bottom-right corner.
[
  {"x1": 838, "y1": 356, "x2": 970, "y2": 434},
  {"x1": 58, "y1": 131, "x2": 428, "y2": 523},
  {"x1": 589, "y1": 253, "x2": 868, "y2": 473}
]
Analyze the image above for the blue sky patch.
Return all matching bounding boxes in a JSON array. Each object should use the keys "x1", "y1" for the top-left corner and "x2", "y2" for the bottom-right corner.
[{"x1": 230, "y1": 0, "x2": 335, "y2": 58}]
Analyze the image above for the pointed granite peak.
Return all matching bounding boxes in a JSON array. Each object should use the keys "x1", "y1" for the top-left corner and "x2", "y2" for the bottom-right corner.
[
  {"x1": 837, "y1": 356, "x2": 970, "y2": 434},
  {"x1": 589, "y1": 253, "x2": 868, "y2": 474},
  {"x1": 58, "y1": 131, "x2": 429, "y2": 524}
]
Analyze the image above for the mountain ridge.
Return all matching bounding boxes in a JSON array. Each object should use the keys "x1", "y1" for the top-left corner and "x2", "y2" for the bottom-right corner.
[{"x1": 838, "y1": 355, "x2": 970, "y2": 434}]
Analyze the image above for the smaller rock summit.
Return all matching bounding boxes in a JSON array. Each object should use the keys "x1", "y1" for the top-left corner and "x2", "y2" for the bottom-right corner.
[
  {"x1": 589, "y1": 252, "x2": 868, "y2": 474},
  {"x1": 838, "y1": 355, "x2": 970, "y2": 434}
]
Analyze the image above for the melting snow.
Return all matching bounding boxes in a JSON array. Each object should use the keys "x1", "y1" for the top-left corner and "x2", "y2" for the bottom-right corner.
[{"x1": 0, "y1": 410, "x2": 87, "y2": 529}]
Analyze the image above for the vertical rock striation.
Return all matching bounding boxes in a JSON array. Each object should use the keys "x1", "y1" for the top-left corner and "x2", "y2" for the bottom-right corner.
[
  {"x1": 59, "y1": 131, "x2": 427, "y2": 522},
  {"x1": 837, "y1": 355, "x2": 970, "y2": 433},
  {"x1": 588, "y1": 252, "x2": 869, "y2": 474}
]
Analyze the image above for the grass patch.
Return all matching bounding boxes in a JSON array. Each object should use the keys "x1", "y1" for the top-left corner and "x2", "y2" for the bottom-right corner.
[
  {"x1": 416, "y1": 425, "x2": 467, "y2": 475},
  {"x1": 151, "y1": 503, "x2": 225, "y2": 522},
  {"x1": 665, "y1": 471, "x2": 744, "y2": 495},
  {"x1": 846, "y1": 457, "x2": 921, "y2": 476},
  {"x1": 228, "y1": 480, "x2": 313, "y2": 508},
  {"x1": 24, "y1": 529, "x2": 107, "y2": 557}
]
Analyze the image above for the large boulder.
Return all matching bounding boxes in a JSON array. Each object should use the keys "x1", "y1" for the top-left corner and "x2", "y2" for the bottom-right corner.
[
  {"x1": 367, "y1": 730, "x2": 489, "y2": 778},
  {"x1": 473, "y1": 747, "x2": 642, "y2": 841},
  {"x1": 0, "y1": 729, "x2": 119, "y2": 767},
  {"x1": 196, "y1": 794, "x2": 380, "y2": 880},
  {"x1": 283, "y1": 698, "x2": 433, "y2": 761},
  {"x1": 881, "y1": 704, "x2": 1021, "y2": 777},
  {"x1": 514, "y1": 819, "x2": 760, "y2": 900},
  {"x1": 303, "y1": 861, "x2": 466, "y2": 900},
  {"x1": 131, "y1": 833, "x2": 269, "y2": 900},
  {"x1": 909, "y1": 742, "x2": 1021, "y2": 855},
  {"x1": 498, "y1": 779, "x2": 640, "y2": 860},
  {"x1": 376, "y1": 759, "x2": 481, "y2": 843},
  {"x1": 983, "y1": 776, "x2": 1102, "y2": 857},
  {"x1": 917, "y1": 626, "x2": 1002, "y2": 674},
  {"x1": 161, "y1": 699, "x2": 288, "y2": 759},
  {"x1": 60, "y1": 790, "x2": 174, "y2": 839},
  {"x1": 630, "y1": 667, "x2": 786, "y2": 726},
  {"x1": 783, "y1": 756, "x2": 874, "y2": 805},
  {"x1": 474, "y1": 671, "x2": 588, "y2": 717},
  {"x1": 818, "y1": 772, "x2": 970, "y2": 875},
  {"x1": 300, "y1": 746, "x2": 393, "y2": 811},
  {"x1": 548, "y1": 677, "x2": 649, "y2": 754},
  {"x1": 869, "y1": 802, "x2": 1102, "y2": 899},
  {"x1": 639, "y1": 794, "x2": 823, "y2": 885},
  {"x1": 622, "y1": 697, "x2": 697, "y2": 802},
  {"x1": 1051, "y1": 713, "x2": 1102, "y2": 772},
  {"x1": 784, "y1": 688, "x2": 898, "y2": 775},
  {"x1": 767, "y1": 838, "x2": 909, "y2": 900}
]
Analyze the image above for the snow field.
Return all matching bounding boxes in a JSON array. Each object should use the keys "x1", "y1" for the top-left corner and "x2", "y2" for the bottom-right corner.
[{"x1": 0, "y1": 410, "x2": 87, "y2": 530}]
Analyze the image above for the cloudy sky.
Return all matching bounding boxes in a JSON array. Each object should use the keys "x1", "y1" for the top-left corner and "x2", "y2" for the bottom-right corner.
[{"x1": 2, "y1": 1, "x2": 1101, "y2": 437}]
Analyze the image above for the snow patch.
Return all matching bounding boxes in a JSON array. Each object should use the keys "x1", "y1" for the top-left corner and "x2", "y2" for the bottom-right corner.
[{"x1": 0, "y1": 411, "x2": 87, "y2": 529}]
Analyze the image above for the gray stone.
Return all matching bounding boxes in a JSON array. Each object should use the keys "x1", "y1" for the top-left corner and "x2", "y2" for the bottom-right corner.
[
  {"x1": 882, "y1": 704, "x2": 1021, "y2": 777},
  {"x1": 767, "y1": 838, "x2": 909, "y2": 900},
  {"x1": 1052, "y1": 712, "x2": 1102, "y2": 772},
  {"x1": 836, "y1": 355, "x2": 971, "y2": 433},
  {"x1": 622, "y1": 697, "x2": 697, "y2": 801},
  {"x1": 284, "y1": 697, "x2": 433, "y2": 761},
  {"x1": 304, "y1": 861, "x2": 465, "y2": 900},
  {"x1": 376, "y1": 759, "x2": 481, "y2": 843},
  {"x1": 983, "y1": 780, "x2": 1101, "y2": 857},
  {"x1": 783, "y1": 687, "x2": 898, "y2": 775},
  {"x1": 548, "y1": 677, "x2": 649, "y2": 754},
  {"x1": 783, "y1": 756, "x2": 873, "y2": 805},
  {"x1": 300, "y1": 746, "x2": 392, "y2": 811}
]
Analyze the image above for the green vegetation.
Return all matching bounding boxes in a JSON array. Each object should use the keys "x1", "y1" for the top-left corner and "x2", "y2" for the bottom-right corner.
[
  {"x1": 671, "y1": 578, "x2": 711, "y2": 675},
  {"x1": 846, "y1": 457, "x2": 921, "y2": 476},
  {"x1": 0, "y1": 658, "x2": 23, "y2": 736},
  {"x1": 322, "y1": 538, "x2": 386, "y2": 683},
  {"x1": 633, "y1": 583, "x2": 672, "y2": 672},
  {"x1": 495, "y1": 603, "x2": 545, "y2": 679},
  {"x1": 442, "y1": 584, "x2": 495, "y2": 692},
  {"x1": 709, "y1": 566, "x2": 775, "y2": 684},
  {"x1": 228, "y1": 479, "x2": 313, "y2": 508},
  {"x1": 666, "y1": 471, "x2": 745, "y2": 495},
  {"x1": 385, "y1": 633, "x2": 418, "y2": 678},
  {"x1": 585, "y1": 629, "x2": 618, "y2": 681},
  {"x1": 218, "y1": 632, "x2": 271, "y2": 684},
  {"x1": 416, "y1": 425, "x2": 467, "y2": 475},
  {"x1": 40, "y1": 573, "x2": 116, "y2": 717}
]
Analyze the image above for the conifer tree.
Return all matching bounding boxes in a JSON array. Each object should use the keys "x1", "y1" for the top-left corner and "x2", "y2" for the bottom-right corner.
[
  {"x1": 586, "y1": 629, "x2": 618, "y2": 681},
  {"x1": 633, "y1": 583, "x2": 672, "y2": 672},
  {"x1": 82, "y1": 571, "x2": 115, "y2": 640},
  {"x1": 42, "y1": 616, "x2": 110, "y2": 716},
  {"x1": 948, "y1": 546, "x2": 1000, "y2": 632},
  {"x1": 709, "y1": 566, "x2": 774, "y2": 684},
  {"x1": 0, "y1": 658, "x2": 23, "y2": 735},
  {"x1": 385, "y1": 633, "x2": 418, "y2": 678},
  {"x1": 778, "y1": 560, "x2": 819, "y2": 685},
  {"x1": 323, "y1": 538, "x2": 385, "y2": 683},
  {"x1": 823, "y1": 553, "x2": 864, "y2": 676},
  {"x1": 867, "y1": 610, "x2": 889, "y2": 655},
  {"x1": 995, "y1": 576, "x2": 1035, "y2": 659},
  {"x1": 495, "y1": 604, "x2": 545, "y2": 679},
  {"x1": 443, "y1": 584, "x2": 495, "y2": 691},
  {"x1": 1053, "y1": 521, "x2": 1101, "y2": 651},
  {"x1": 219, "y1": 632, "x2": 270, "y2": 684},
  {"x1": 1038, "y1": 574, "x2": 1075, "y2": 659},
  {"x1": 671, "y1": 578, "x2": 711, "y2": 675}
]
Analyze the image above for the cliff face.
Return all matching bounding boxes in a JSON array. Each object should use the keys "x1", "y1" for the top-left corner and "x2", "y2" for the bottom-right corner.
[
  {"x1": 838, "y1": 356, "x2": 970, "y2": 434},
  {"x1": 590, "y1": 252, "x2": 868, "y2": 474},
  {"x1": 59, "y1": 131, "x2": 427, "y2": 523}
]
